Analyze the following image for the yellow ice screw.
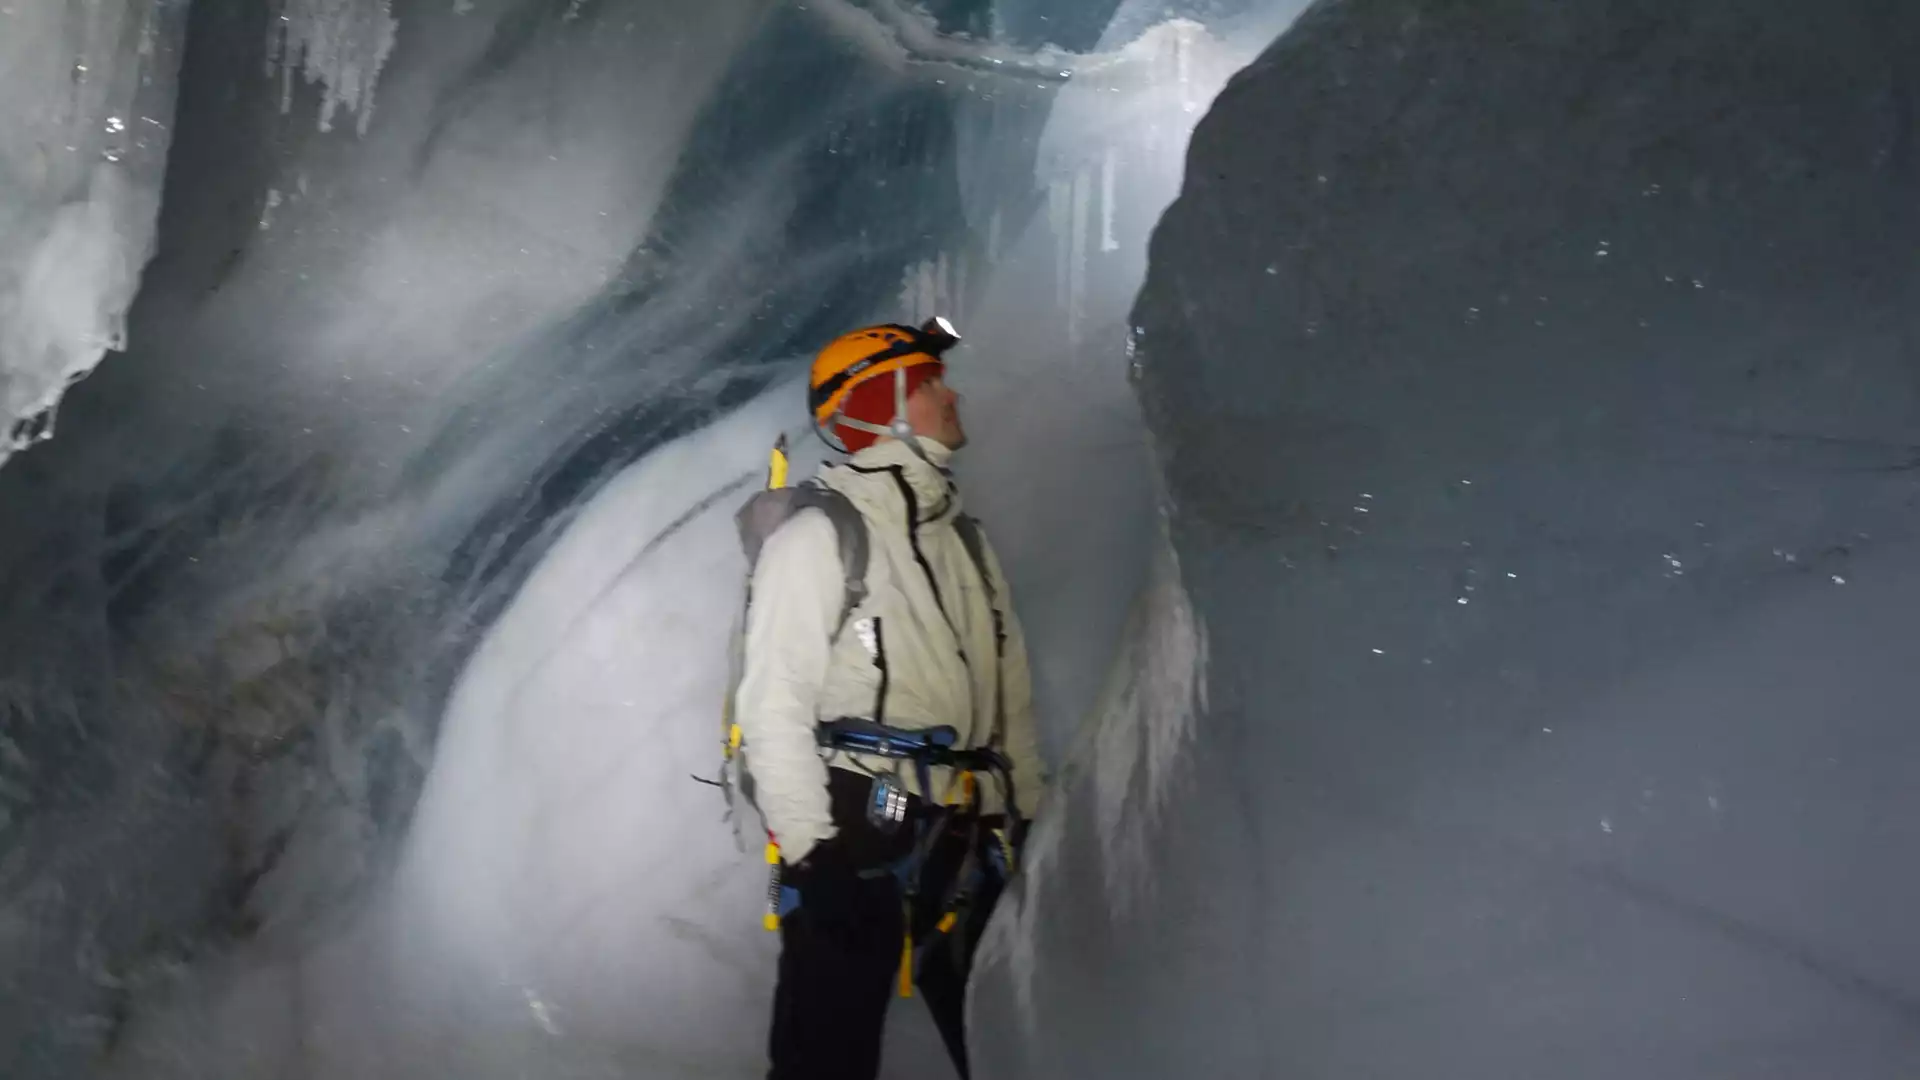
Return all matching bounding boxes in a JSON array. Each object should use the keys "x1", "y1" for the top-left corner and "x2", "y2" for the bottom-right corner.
[
  {"x1": 763, "y1": 840, "x2": 783, "y2": 931},
  {"x1": 936, "y1": 911, "x2": 958, "y2": 935}
]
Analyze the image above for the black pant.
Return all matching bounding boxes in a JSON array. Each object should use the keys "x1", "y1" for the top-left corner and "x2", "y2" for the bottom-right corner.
[{"x1": 767, "y1": 769, "x2": 1008, "y2": 1080}]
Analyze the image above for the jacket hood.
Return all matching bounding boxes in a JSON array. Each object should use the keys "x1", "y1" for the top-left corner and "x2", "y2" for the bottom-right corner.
[{"x1": 829, "y1": 436, "x2": 960, "y2": 524}]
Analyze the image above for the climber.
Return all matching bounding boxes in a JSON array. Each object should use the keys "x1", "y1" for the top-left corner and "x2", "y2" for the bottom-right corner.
[{"x1": 733, "y1": 318, "x2": 1048, "y2": 1080}]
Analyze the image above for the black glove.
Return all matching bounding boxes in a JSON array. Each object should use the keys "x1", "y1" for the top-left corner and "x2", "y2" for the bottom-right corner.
[
  {"x1": 1018, "y1": 817, "x2": 1036, "y2": 859},
  {"x1": 784, "y1": 835, "x2": 903, "y2": 942},
  {"x1": 786, "y1": 836, "x2": 854, "y2": 900}
]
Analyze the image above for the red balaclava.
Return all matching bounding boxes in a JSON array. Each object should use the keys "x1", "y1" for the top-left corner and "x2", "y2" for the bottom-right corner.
[{"x1": 833, "y1": 361, "x2": 944, "y2": 454}]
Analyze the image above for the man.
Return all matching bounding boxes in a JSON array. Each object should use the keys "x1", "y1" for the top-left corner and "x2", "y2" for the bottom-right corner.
[{"x1": 734, "y1": 319, "x2": 1047, "y2": 1080}]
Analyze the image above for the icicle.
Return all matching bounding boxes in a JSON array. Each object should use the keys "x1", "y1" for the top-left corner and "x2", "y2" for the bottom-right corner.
[
  {"x1": 1100, "y1": 145, "x2": 1120, "y2": 253},
  {"x1": 1048, "y1": 177, "x2": 1071, "y2": 310},
  {"x1": 273, "y1": 0, "x2": 400, "y2": 136},
  {"x1": 1068, "y1": 166, "x2": 1091, "y2": 346}
]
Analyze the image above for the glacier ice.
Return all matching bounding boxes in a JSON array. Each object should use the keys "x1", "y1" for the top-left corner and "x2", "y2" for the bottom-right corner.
[
  {"x1": 974, "y1": 0, "x2": 1920, "y2": 1076},
  {"x1": 0, "y1": 0, "x2": 1286, "y2": 1076},
  {"x1": 12, "y1": 0, "x2": 1920, "y2": 1077},
  {"x1": 0, "y1": 0, "x2": 186, "y2": 466}
]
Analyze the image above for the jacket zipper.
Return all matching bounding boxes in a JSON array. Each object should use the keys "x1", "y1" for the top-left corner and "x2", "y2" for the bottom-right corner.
[
  {"x1": 872, "y1": 617, "x2": 890, "y2": 722},
  {"x1": 881, "y1": 471, "x2": 964, "y2": 642},
  {"x1": 846, "y1": 463, "x2": 979, "y2": 733}
]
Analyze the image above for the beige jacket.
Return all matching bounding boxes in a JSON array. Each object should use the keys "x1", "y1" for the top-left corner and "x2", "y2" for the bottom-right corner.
[{"x1": 734, "y1": 436, "x2": 1046, "y2": 862}]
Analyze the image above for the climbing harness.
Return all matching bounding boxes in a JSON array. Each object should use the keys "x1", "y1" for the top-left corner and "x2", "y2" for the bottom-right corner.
[{"x1": 814, "y1": 717, "x2": 1021, "y2": 997}]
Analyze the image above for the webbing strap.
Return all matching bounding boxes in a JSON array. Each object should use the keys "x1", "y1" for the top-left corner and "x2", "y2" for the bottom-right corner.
[
  {"x1": 952, "y1": 515, "x2": 1009, "y2": 760},
  {"x1": 735, "y1": 483, "x2": 870, "y2": 643}
]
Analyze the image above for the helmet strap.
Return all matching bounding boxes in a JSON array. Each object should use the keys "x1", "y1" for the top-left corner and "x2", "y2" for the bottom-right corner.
[
  {"x1": 889, "y1": 367, "x2": 938, "y2": 467},
  {"x1": 827, "y1": 367, "x2": 937, "y2": 466},
  {"x1": 889, "y1": 366, "x2": 913, "y2": 440}
]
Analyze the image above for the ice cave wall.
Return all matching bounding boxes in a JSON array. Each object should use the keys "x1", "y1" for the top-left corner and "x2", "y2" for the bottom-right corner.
[
  {"x1": 973, "y1": 1, "x2": 1920, "y2": 1077},
  {"x1": 0, "y1": 0, "x2": 1289, "y2": 1075},
  {"x1": 0, "y1": 0, "x2": 185, "y2": 463}
]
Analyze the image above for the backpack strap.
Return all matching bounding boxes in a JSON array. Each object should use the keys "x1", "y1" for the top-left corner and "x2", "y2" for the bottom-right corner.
[
  {"x1": 735, "y1": 482, "x2": 870, "y2": 642},
  {"x1": 952, "y1": 514, "x2": 997, "y2": 606},
  {"x1": 720, "y1": 480, "x2": 873, "y2": 859},
  {"x1": 808, "y1": 486, "x2": 870, "y2": 642},
  {"x1": 951, "y1": 514, "x2": 1010, "y2": 756}
]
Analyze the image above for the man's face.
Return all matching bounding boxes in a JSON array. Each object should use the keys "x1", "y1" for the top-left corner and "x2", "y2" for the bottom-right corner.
[{"x1": 907, "y1": 371, "x2": 967, "y2": 450}]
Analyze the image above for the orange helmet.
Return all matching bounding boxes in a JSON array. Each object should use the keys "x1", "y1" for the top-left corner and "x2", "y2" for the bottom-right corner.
[{"x1": 808, "y1": 316, "x2": 960, "y2": 451}]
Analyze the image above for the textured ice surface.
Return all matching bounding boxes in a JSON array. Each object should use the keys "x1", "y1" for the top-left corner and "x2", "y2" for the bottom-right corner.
[
  {"x1": 0, "y1": 0, "x2": 1279, "y2": 1076},
  {"x1": 971, "y1": 1, "x2": 1920, "y2": 1076},
  {"x1": 23, "y1": 0, "x2": 1918, "y2": 1077},
  {"x1": 0, "y1": 0, "x2": 185, "y2": 465}
]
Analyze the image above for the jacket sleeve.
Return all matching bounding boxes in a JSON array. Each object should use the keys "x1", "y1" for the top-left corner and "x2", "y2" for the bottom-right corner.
[
  {"x1": 985, "y1": 540, "x2": 1049, "y2": 819},
  {"x1": 735, "y1": 510, "x2": 841, "y2": 863}
]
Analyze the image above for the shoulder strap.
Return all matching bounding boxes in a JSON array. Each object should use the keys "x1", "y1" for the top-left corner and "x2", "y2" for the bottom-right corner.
[
  {"x1": 952, "y1": 514, "x2": 996, "y2": 604},
  {"x1": 735, "y1": 482, "x2": 870, "y2": 641},
  {"x1": 953, "y1": 514, "x2": 1009, "y2": 750}
]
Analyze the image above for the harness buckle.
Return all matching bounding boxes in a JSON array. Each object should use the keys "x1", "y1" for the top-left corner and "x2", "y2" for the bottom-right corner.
[{"x1": 866, "y1": 773, "x2": 909, "y2": 833}]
